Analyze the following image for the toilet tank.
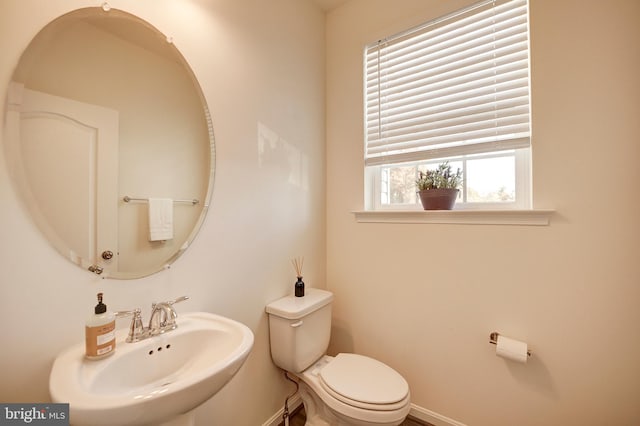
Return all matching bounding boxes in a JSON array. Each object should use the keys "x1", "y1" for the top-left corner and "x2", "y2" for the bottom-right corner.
[{"x1": 265, "y1": 288, "x2": 333, "y2": 373}]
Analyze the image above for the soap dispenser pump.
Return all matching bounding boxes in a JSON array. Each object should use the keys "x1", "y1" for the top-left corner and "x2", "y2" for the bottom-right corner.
[{"x1": 85, "y1": 292, "x2": 116, "y2": 360}]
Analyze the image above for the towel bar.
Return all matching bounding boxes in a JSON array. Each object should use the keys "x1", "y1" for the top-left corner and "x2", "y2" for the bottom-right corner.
[{"x1": 123, "y1": 196, "x2": 199, "y2": 205}]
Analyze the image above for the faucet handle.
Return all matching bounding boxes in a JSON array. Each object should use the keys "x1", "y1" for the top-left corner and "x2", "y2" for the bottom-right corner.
[
  {"x1": 168, "y1": 295, "x2": 189, "y2": 306},
  {"x1": 151, "y1": 296, "x2": 188, "y2": 310},
  {"x1": 164, "y1": 296, "x2": 188, "y2": 327},
  {"x1": 115, "y1": 309, "x2": 139, "y2": 317},
  {"x1": 116, "y1": 308, "x2": 147, "y2": 343}
]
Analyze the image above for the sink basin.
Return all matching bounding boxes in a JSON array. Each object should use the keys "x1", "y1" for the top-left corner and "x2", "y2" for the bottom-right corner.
[{"x1": 49, "y1": 312, "x2": 254, "y2": 426}]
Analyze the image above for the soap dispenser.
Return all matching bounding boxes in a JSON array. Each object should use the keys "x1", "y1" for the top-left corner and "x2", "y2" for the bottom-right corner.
[{"x1": 85, "y1": 292, "x2": 116, "y2": 360}]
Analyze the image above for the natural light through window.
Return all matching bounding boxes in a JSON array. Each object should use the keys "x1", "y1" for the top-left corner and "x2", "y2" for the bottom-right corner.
[{"x1": 364, "y1": 0, "x2": 531, "y2": 211}]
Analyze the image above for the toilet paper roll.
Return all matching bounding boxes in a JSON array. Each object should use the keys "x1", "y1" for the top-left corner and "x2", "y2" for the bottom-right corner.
[{"x1": 496, "y1": 335, "x2": 528, "y2": 363}]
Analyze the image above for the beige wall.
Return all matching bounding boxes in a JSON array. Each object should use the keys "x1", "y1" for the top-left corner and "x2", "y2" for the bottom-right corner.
[
  {"x1": 0, "y1": 0, "x2": 325, "y2": 425},
  {"x1": 326, "y1": 1, "x2": 640, "y2": 425}
]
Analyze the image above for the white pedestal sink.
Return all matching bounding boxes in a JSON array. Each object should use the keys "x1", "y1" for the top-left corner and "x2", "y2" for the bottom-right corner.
[{"x1": 49, "y1": 312, "x2": 254, "y2": 426}]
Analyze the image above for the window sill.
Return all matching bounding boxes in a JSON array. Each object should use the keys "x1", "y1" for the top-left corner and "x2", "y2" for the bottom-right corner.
[{"x1": 353, "y1": 209, "x2": 554, "y2": 226}]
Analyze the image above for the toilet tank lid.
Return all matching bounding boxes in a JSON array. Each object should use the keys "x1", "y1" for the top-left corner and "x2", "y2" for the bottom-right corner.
[{"x1": 266, "y1": 288, "x2": 333, "y2": 320}]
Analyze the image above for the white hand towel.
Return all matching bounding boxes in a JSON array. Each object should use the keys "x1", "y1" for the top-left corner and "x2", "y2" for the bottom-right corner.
[{"x1": 148, "y1": 198, "x2": 174, "y2": 241}]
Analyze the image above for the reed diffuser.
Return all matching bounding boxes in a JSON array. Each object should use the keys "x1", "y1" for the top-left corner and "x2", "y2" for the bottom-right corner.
[{"x1": 291, "y1": 256, "x2": 305, "y2": 297}]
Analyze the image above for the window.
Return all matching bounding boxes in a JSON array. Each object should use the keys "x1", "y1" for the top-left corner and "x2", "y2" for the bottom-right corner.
[{"x1": 364, "y1": 0, "x2": 531, "y2": 210}]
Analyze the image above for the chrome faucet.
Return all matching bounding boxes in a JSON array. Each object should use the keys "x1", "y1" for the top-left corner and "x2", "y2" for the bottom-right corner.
[{"x1": 117, "y1": 296, "x2": 189, "y2": 343}]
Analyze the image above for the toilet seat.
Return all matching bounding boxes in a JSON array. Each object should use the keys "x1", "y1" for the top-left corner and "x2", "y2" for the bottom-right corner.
[
  {"x1": 299, "y1": 355, "x2": 411, "y2": 425},
  {"x1": 318, "y1": 353, "x2": 409, "y2": 411}
]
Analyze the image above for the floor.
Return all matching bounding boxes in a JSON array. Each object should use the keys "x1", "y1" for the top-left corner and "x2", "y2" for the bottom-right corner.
[{"x1": 280, "y1": 405, "x2": 431, "y2": 426}]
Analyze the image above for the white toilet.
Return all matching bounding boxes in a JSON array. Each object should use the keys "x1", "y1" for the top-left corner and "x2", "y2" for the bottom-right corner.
[{"x1": 266, "y1": 288, "x2": 411, "y2": 426}]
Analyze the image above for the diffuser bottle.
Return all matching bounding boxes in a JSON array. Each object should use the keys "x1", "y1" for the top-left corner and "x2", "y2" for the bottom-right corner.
[
  {"x1": 85, "y1": 292, "x2": 116, "y2": 360},
  {"x1": 292, "y1": 257, "x2": 305, "y2": 297},
  {"x1": 295, "y1": 276, "x2": 305, "y2": 297}
]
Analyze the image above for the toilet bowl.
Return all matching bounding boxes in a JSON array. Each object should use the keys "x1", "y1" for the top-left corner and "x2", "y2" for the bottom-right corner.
[
  {"x1": 266, "y1": 289, "x2": 411, "y2": 426},
  {"x1": 297, "y1": 354, "x2": 410, "y2": 426}
]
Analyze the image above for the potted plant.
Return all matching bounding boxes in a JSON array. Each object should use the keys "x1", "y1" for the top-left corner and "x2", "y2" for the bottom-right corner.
[{"x1": 415, "y1": 162, "x2": 462, "y2": 210}]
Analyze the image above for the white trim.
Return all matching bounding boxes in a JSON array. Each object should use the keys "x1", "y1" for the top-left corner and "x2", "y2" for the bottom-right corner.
[
  {"x1": 514, "y1": 144, "x2": 531, "y2": 208},
  {"x1": 261, "y1": 394, "x2": 303, "y2": 426},
  {"x1": 261, "y1": 398, "x2": 467, "y2": 426},
  {"x1": 353, "y1": 209, "x2": 554, "y2": 225},
  {"x1": 409, "y1": 403, "x2": 469, "y2": 426}
]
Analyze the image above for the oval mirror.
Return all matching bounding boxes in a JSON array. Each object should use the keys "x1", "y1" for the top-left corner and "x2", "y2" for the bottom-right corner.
[{"x1": 4, "y1": 7, "x2": 215, "y2": 279}]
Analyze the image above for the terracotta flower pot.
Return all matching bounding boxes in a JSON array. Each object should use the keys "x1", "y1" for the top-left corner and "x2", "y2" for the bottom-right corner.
[{"x1": 418, "y1": 188, "x2": 459, "y2": 210}]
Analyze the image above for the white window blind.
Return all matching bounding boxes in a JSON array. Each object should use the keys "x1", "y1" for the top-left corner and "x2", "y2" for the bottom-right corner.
[{"x1": 364, "y1": 0, "x2": 530, "y2": 167}]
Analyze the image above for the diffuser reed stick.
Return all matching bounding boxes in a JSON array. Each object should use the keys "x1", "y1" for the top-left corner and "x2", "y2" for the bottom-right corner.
[
  {"x1": 291, "y1": 256, "x2": 305, "y2": 297},
  {"x1": 291, "y1": 256, "x2": 304, "y2": 278}
]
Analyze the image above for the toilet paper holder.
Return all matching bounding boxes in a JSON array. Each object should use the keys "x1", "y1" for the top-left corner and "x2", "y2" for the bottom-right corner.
[{"x1": 489, "y1": 332, "x2": 531, "y2": 357}]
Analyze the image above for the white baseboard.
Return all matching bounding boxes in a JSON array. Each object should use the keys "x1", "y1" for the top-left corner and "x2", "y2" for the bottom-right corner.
[
  {"x1": 262, "y1": 396, "x2": 466, "y2": 426},
  {"x1": 409, "y1": 403, "x2": 468, "y2": 426},
  {"x1": 262, "y1": 394, "x2": 303, "y2": 426}
]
